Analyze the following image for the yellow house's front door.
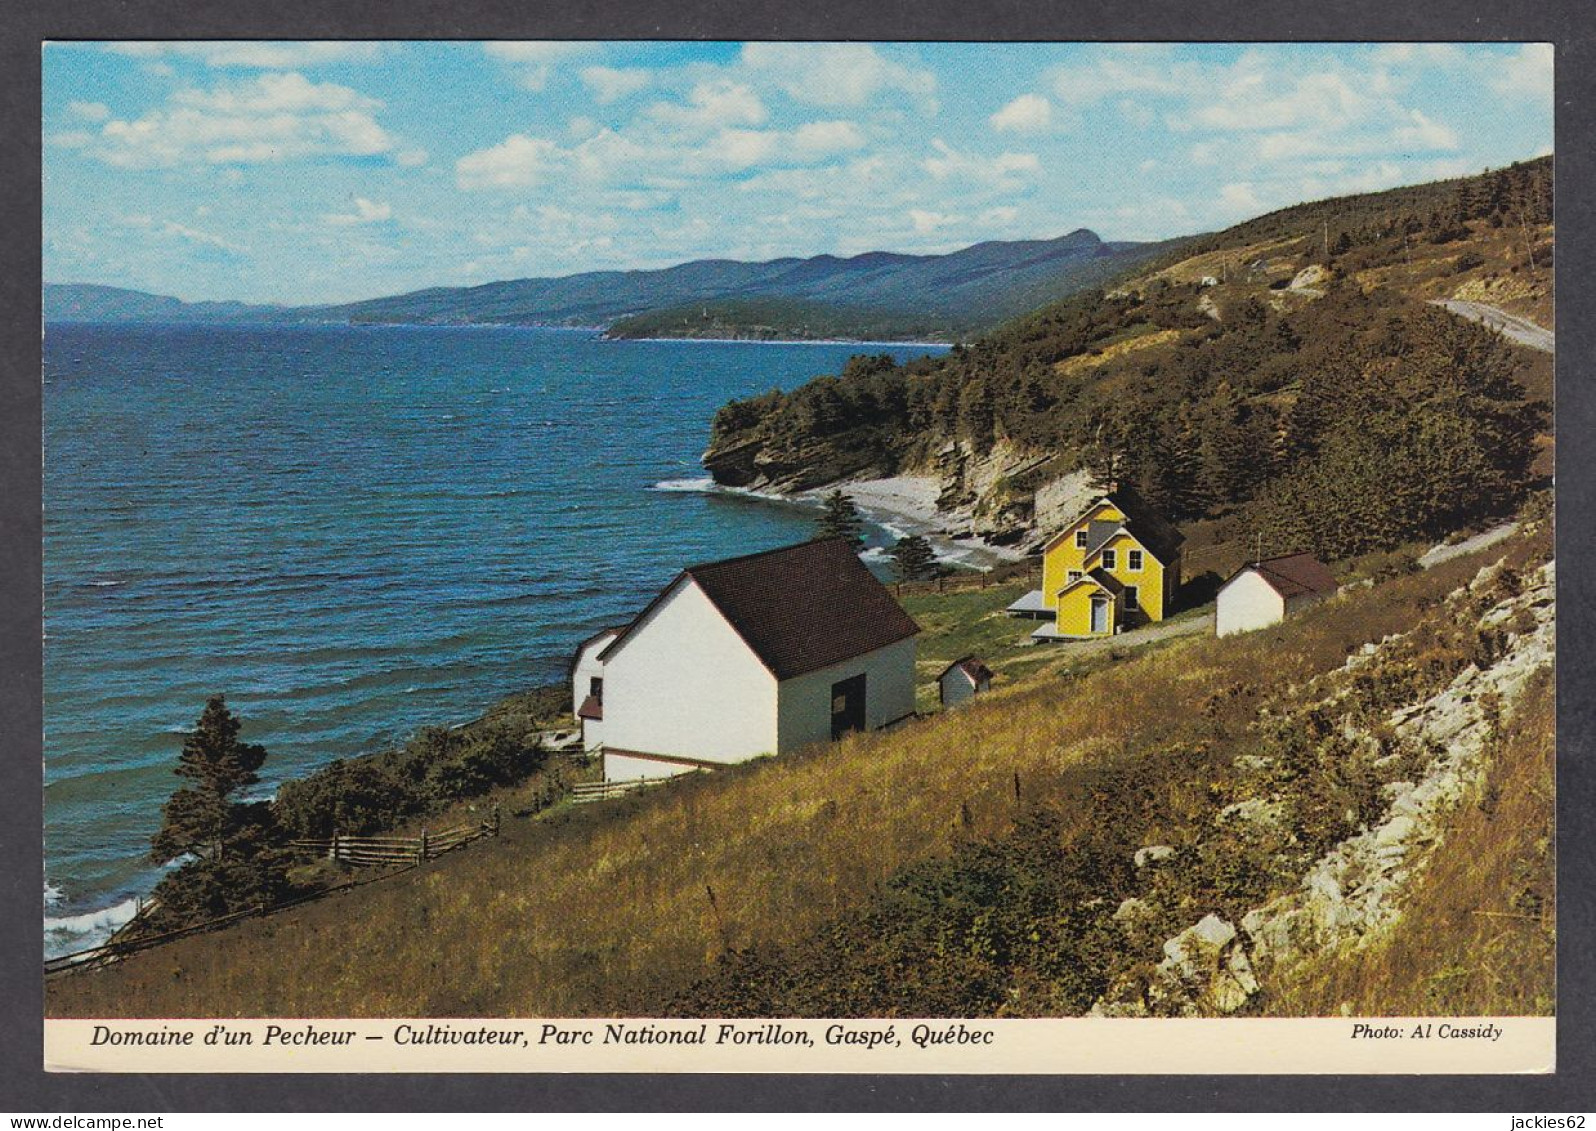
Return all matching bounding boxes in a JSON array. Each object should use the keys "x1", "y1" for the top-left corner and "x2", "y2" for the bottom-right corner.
[{"x1": 1090, "y1": 595, "x2": 1109, "y2": 634}]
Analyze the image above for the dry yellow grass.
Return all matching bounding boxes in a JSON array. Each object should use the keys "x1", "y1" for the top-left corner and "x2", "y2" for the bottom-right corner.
[
  {"x1": 45, "y1": 534, "x2": 1543, "y2": 1019},
  {"x1": 1133, "y1": 236, "x2": 1309, "y2": 289},
  {"x1": 1051, "y1": 328, "x2": 1184, "y2": 377}
]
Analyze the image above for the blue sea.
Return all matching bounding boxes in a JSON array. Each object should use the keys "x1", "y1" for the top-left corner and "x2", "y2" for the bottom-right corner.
[{"x1": 43, "y1": 323, "x2": 948, "y2": 957}]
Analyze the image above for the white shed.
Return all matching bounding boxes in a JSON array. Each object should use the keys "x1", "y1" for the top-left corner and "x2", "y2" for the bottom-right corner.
[
  {"x1": 585, "y1": 538, "x2": 921, "y2": 782},
  {"x1": 1216, "y1": 553, "x2": 1339, "y2": 637},
  {"x1": 938, "y1": 655, "x2": 994, "y2": 708},
  {"x1": 570, "y1": 626, "x2": 623, "y2": 751}
]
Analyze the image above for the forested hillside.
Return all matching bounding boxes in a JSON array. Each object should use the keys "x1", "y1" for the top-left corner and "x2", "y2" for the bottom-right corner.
[{"x1": 704, "y1": 159, "x2": 1553, "y2": 562}]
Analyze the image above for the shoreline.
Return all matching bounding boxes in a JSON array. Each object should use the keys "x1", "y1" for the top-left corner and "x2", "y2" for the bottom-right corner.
[
  {"x1": 606, "y1": 334, "x2": 955, "y2": 349},
  {"x1": 653, "y1": 474, "x2": 1028, "y2": 568},
  {"x1": 802, "y1": 476, "x2": 1030, "y2": 568}
]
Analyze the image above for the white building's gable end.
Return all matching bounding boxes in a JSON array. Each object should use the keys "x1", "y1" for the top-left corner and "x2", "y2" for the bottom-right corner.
[
  {"x1": 600, "y1": 576, "x2": 778, "y2": 777},
  {"x1": 1216, "y1": 570, "x2": 1287, "y2": 637},
  {"x1": 1216, "y1": 553, "x2": 1339, "y2": 637},
  {"x1": 580, "y1": 538, "x2": 921, "y2": 783}
]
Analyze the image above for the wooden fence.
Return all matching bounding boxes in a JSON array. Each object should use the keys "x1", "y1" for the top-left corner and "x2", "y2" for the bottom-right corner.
[
  {"x1": 46, "y1": 810, "x2": 502, "y2": 977},
  {"x1": 892, "y1": 562, "x2": 1039, "y2": 600},
  {"x1": 569, "y1": 777, "x2": 676, "y2": 804},
  {"x1": 290, "y1": 808, "x2": 500, "y2": 866}
]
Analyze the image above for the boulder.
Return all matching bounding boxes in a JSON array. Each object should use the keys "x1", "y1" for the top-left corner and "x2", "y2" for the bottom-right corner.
[{"x1": 1134, "y1": 845, "x2": 1176, "y2": 868}]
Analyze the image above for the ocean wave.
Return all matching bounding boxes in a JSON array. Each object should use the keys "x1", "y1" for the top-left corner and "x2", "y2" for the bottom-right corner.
[
  {"x1": 44, "y1": 896, "x2": 140, "y2": 958},
  {"x1": 650, "y1": 477, "x2": 718, "y2": 493}
]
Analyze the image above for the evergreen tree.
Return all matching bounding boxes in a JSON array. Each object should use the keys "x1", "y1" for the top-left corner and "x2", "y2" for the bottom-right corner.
[
  {"x1": 889, "y1": 534, "x2": 939, "y2": 581},
  {"x1": 142, "y1": 697, "x2": 293, "y2": 934},
  {"x1": 816, "y1": 490, "x2": 865, "y2": 549}
]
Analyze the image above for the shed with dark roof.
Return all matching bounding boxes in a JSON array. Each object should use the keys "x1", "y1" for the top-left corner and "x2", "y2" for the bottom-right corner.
[
  {"x1": 938, "y1": 655, "x2": 994, "y2": 708},
  {"x1": 588, "y1": 538, "x2": 921, "y2": 782},
  {"x1": 1216, "y1": 552, "x2": 1340, "y2": 637}
]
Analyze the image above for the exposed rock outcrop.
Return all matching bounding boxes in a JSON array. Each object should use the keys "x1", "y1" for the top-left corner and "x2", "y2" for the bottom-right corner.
[{"x1": 1092, "y1": 554, "x2": 1555, "y2": 1017}]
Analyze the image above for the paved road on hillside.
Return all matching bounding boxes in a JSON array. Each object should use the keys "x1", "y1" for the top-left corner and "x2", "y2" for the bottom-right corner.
[
  {"x1": 1416, "y1": 522, "x2": 1520, "y2": 570},
  {"x1": 1431, "y1": 300, "x2": 1555, "y2": 353}
]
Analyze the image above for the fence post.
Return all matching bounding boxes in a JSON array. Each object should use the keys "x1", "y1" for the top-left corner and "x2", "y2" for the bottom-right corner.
[
  {"x1": 491, "y1": 803, "x2": 501, "y2": 836},
  {"x1": 419, "y1": 829, "x2": 429, "y2": 863},
  {"x1": 330, "y1": 830, "x2": 340, "y2": 862}
]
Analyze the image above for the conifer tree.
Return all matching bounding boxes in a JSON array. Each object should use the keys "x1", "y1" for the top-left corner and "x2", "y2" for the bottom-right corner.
[
  {"x1": 889, "y1": 534, "x2": 939, "y2": 581},
  {"x1": 143, "y1": 696, "x2": 292, "y2": 933},
  {"x1": 817, "y1": 490, "x2": 866, "y2": 549}
]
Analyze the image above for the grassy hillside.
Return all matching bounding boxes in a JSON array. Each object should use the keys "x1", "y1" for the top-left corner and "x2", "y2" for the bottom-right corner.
[{"x1": 46, "y1": 509, "x2": 1552, "y2": 1018}]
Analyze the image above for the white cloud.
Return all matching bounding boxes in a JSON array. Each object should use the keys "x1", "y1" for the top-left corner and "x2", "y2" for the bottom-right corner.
[
  {"x1": 701, "y1": 127, "x2": 778, "y2": 170},
  {"x1": 121, "y1": 213, "x2": 246, "y2": 256},
  {"x1": 483, "y1": 42, "x2": 593, "y2": 91},
  {"x1": 1051, "y1": 47, "x2": 1189, "y2": 104},
  {"x1": 324, "y1": 197, "x2": 393, "y2": 225},
  {"x1": 68, "y1": 100, "x2": 110, "y2": 121},
  {"x1": 84, "y1": 73, "x2": 402, "y2": 168},
  {"x1": 791, "y1": 120, "x2": 866, "y2": 154},
  {"x1": 909, "y1": 208, "x2": 961, "y2": 234},
  {"x1": 1190, "y1": 69, "x2": 1373, "y2": 132},
  {"x1": 646, "y1": 81, "x2": 767, "y2": 129},
  {"x1": 581, "y1": 65, "x2": 652, "y2": 103},
  {"x1": 1492, "y1": 44, "x2": 1553, "y2": 100},
  {"x1": 990, "y1": 94, "x2": 1052, "y2": 133},
  {"x1": 108, "y1": 42, "x2": 382, "y2": 69},
  {"x1": 923, "y1": 139, "x2": 1039, "y2": 185},
  {"x1": 741, "y1": 43, "x2": 934, "y2": 108},
  {"x1": 456, "y1": 134, "x2": 563, "y2": 188},
  {"x1": 1219, "y1": 181, "x2": 1263, "y2": 213}
]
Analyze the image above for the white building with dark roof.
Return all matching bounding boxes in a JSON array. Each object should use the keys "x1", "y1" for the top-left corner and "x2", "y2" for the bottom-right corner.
[
  {"x1": 1216, "y1": 552, "x2": 1339, "y2": 637},
  {"x1": 938, "y1": 655, "x2": 994, "y2": 708},
  {"x1": 576, "y1": 538, "x2": 921, "y2": 782}
]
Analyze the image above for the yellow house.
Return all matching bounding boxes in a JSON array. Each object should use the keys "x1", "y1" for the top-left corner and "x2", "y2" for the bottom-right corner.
[{"x1": 1032, "y1": 488, "x2": 1184, "y2": 639}]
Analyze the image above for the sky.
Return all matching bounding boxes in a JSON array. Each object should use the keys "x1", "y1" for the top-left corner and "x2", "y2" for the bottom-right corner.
[{"x1": 42, "y1": 41, "x2": 1554, "y2": 305}]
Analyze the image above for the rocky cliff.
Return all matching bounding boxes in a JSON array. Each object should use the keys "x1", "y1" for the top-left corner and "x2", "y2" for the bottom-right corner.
[{"x1": 1092, "y1": 550, "x2": 1555, "y2": 1017}]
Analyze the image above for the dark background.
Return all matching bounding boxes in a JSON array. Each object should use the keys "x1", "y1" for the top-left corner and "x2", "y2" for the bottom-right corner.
[{"x1": 4, "y1": 0, "x2": 1592, "y2": 1111}]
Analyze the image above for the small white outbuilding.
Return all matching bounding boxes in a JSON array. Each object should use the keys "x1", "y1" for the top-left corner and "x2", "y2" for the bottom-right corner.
[
  {"x1": 570, "y1": 626, "x2": 623, "y2": 752},
  {"x1": 938, "y1": 655, "x2": 994, "y2": 708},
  {"x1": 574, "y1": 538, "x2": 922, "y2": 782},
  {"x1": 1215, "y1": 552, "x2": 1339, "y2": 637}
]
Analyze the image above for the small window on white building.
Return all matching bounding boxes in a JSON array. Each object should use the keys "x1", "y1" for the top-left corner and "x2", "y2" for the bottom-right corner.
[
  {"x1": 1124, "y1": 586, "x2": 1139, "y2": 611},
  {"x1": 590, "y1": 676, "x2": 603, "y2": 700},
  {"x1": 1128, "y1": 549, "x2": 1143, "y2": 571},
  {"x1": 1101, "y1": 548, "x2": 1117, "y2": 570}
]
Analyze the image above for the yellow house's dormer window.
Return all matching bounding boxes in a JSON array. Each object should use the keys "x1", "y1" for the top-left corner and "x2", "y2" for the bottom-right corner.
[
  {"x1": 1102, "y1": 549, "x2": 1117, "y2": 569},
  {"x1": 1075, "y1": 530, "x2": 1089, "y2": 548},
  {"x1": 1128, "y1": 549, "x2": 1143, "y2": 571}
]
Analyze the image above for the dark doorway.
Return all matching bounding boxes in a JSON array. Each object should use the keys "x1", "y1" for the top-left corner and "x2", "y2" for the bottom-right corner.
[{"x1": 830, "y1": 673, "x2": 867, "y2": 740}]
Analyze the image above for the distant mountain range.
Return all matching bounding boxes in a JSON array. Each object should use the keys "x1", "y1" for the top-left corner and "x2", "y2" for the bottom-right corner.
[{"x1": 44, "y1": 229, "x2": 1186, "y2": 341}]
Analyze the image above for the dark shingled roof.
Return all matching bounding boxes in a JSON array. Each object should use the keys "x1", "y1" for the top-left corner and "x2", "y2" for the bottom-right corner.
[
  {"x1": 1102, "y1": 486, "x2": 1185, "y2": 563},
  {"x1": 602, "y1": 538, "x2": 920, "y2": 681},
  {"x1": 1245, "y1": 552, "x2": 1339, "y2": 600},
  {"x1": 940, "y1": 655, "x2": 994, "y2": 686},
  {"x1": 1056, "y1": 567, "x2": 1124, "y2": 598}
]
